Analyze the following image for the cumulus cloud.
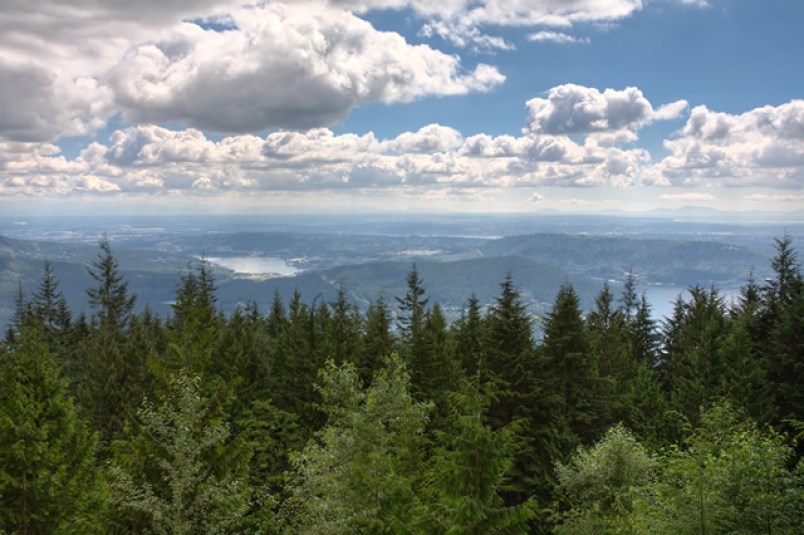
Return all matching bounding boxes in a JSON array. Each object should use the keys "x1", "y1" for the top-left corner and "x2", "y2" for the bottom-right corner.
[
  {"x1": 0, "y1": 0, "x2": 504, "y2": 141},
  {"x1": 0, "y1": 60, "x2": 113, "y2": 142},
  {"x1": 5, "y1": 86, "x2": 801, "y2": 202},
  {"x1": 0, "y1": 1, "x2": 240, "y2": 142},
  {"x1": 524, "y1": 84, "x2": 687, "y2": 136},
  {"x1": 385, "y1": 124, "x2": 463, "y2": 154},
  {"x1": 106, "y1": 4, "x2": 503, "y2": 132},
  {"x1": 656, "y1": 100, "x2": 804, "y2": 188}
]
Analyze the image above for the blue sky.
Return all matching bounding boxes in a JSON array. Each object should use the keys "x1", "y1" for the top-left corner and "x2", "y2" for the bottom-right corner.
[{"x1": 0, "y1": 0, "x2": 802, "y2": 215}]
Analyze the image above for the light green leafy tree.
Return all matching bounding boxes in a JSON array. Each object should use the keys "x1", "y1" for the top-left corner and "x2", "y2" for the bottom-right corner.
[
  {"x1": 553, "y1": 424, "x2": 655, "y2": 535},
  {"x1": 630, "y1": 402, "x2": 803, "y2": 534},
  {"x1": 108, "y1": 372, "x2": 251, "y2": 534},
  {"x1": 287, "y1": 353, "x2": 432, "y2": 534}
]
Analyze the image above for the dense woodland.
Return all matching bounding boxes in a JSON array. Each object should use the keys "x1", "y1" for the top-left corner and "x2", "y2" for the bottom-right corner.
[{"x1": 1, "y1": 234, "x2": 802, "y2": 534}]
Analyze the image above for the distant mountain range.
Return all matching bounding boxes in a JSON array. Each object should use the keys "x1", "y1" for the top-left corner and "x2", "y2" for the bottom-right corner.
[{"x1": 0, "y1": 227, "x2": 775, "y2": 330}]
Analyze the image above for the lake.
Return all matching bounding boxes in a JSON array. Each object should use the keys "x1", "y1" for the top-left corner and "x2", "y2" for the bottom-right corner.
[{"x1": 206, "y1": 256, "x2": 299, "y2": 277}]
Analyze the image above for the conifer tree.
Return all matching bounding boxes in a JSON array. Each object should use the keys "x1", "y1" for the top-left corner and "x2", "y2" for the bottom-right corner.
[
  {"x1": 586, "y1": 283, "x2": 630, "y2": 431},
  {"x1": 761, "y1": 234, "x2": 804, "y2": 428},
  {"x1": 481, "y1": 274, "x2": 542, "y2": 510},
  {"x1": 660, "y1": 286, "x2": 729, "y2": 427},
  {"x1": 718, "y1": 296, "x2": 775, "y2": 425},
  {"x1": 541, "y1": 283, "x2": 598, "y2": 452},
  {"x1": 452, "y1": 293, "x2": 485, "y2": 375},
  {"x1": 359, "y1": 294, "x2": 395, "y2": 385},
  {"x1": 31, "y1": 260, "x2": 71, "y2": 350},
  {"x1": 396, "y1": 263, "x2": 429, "y2": 345},
  {"x1": 620, "y1": 269, "x2": 639, "y2": 321},
  {"x1": 86, "y1": 235, "x2": 136, "y2": 330},
  {"x1": 321, "y1": 285, "x2": 363, "y2": 365},
  {"x1": 81, "y1": 236, "x2": 140, "y2": 445},
  {"x1": 166, "y1": 259, "x2": 222, "y2": 373},
  {"x1": 271, "y1": 290, "x2": 323, "y2": 431},
  {"x1": 213, "y1": 302, "x2": 272, "y2": 410},
  {"x1": 630, "y1": 293, "x2": 661, "y2": 366},
  {"x1": 410, "y1": 303, "x2": 460, "y2": 403},
  {"x1": 266, "y1": 289, "x2": 288, "y2": 339},
  {"x1": 0, "y1": 328, "x2": 101, "y2": 534},
  {"x1": 427, "y1": 375, "x2": 537, "y2": 534}
]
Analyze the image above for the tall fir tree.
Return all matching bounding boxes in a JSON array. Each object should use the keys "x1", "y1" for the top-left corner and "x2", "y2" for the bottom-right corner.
[
  {"x1": 761, "y1": 234, "x2": 804, "y2": 429},
  {"x1": 358, "y1": 294, "x2": 395, "y2": 386},
  {"x1": 452, "y1": 293, "x2": 485, "y2": 376},
  {"x1": 660, "y1": 286, "x2": 729, "y2": 428},
  {"x1": 427, "y1": 374, "x2": 537, "y2": 534},
  {"x1": 0, "y1": 327, "x2": 102, "y2": 534},
  {"x1": 80, "y1": 236, "x2": 140, "y2": 446},
  {"x1": 166, "y1": 259, "x2": 222, "y2": 374},
  {"x1": 540, "y1": 283, "x2": 599, "y2": 458},
  {"x1": 481, "y1": 274, "x2": 542, "y2": 513},
  {"x1": 31, "y1": 260, "x2": 71, "y2": 353},
  {"x1": 86, "y1": 235, "x2": 136, "y2": 330},
  {"x1": 321, "y1": 285, "x2": 363, "y2": 365},
  {"x1": 396, "y1": 263, "x2": 429, "y2": 346}
]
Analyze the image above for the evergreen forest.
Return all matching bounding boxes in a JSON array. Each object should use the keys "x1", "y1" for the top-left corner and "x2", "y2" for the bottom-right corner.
[{"x1": 1, "y1": 234, "x2": 802, "y2": 534}]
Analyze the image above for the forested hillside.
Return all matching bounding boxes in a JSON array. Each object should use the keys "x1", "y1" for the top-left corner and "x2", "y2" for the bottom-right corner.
[{"x1": 1, "y1": 235, "x2": 802, "y2": 533}]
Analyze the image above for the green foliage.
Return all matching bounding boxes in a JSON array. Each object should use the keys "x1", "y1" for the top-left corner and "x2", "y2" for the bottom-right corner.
[
  {"x1": 481, "y1": 275, "x2": 543, "y2": 507},
  {"x1": 411, "y1": 303, "x2": 462, "y2": 408},
  {"x1": 108, "y1": 372, "x2": 251, "y2": 534},
  {"x1": 320, "y1": 286, "x2": 363, "y2": 366},
  {"x1": 1, "y1": 234, "x2": 802, "y2": 532},
  {"x1": 452, "y1": 294, "x2": 485, "y2": 375},
  {"x1": 553, "y1": 424, "x2": 655, "y2": 534},
  {"x1": 86, "y1": 236, "x2": 136, "y2": 330},
  {"x1": 358, "y1": 294, "x2": 395, "y2": 385},
  {"x1": 0, "y1": 328, "x2": 102, "y2": 534},
  {"x1": 166, "y1": 260, "x2": 222, "y2": 374},
  {"x1": 79, "y1": 238, "x2": 145, "y2": 446},
  {"x1": 287, "y1": 354, "x2": 432, "y2": 534},
  {"x1": 427, "y1": 375, "x2": 537, "y2": 534},
  {"x1": 660, "y1": 286, "x2": 729, "y2": 429},
  {"x1": 396, "y1": 263, "x2": 429, "y2": 344},
  {"x1": 630, "y1": 402, "x2": 803, "y2": 535},
  {"x1": 541, "y1": 283, "x2": 597, "y2": 452}
]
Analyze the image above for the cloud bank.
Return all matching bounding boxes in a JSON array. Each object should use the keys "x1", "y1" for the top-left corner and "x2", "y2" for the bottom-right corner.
[{"x1": 8, "y1": 87, "x2": 800, "y2": 201}]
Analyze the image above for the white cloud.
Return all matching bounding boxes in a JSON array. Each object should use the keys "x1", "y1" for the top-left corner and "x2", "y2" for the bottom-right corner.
[
  {"x1": 527, "y1": 31, "x2": 590, "y2": 44},
  {"x1": 341, "y1": 0, "x2": 643, "y2": 50},
  {"x1": 524, "y1": 84, "x2": 687, "y2": 136},
  {"x1": 106, "y1": 4, "x2": 503, "y2": 132},
  {"x1": 657, "y1": 192, "x2": 716, "y2": 201},
  {"x1": 0, "y1": 60, "x2": 113, "y2": 142},
  {"x1": 4, "y1": 87, "x2": 801, "y2": 204},
  {"x1": 0, "y1": 1, "x2": 504, "y2": 141},
  {"x1": 656, "y1": 100, "x2": 804, "y2": 188},
  {"x1": 385, "y1": 124, "x2": 463, "y2": 154}
]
